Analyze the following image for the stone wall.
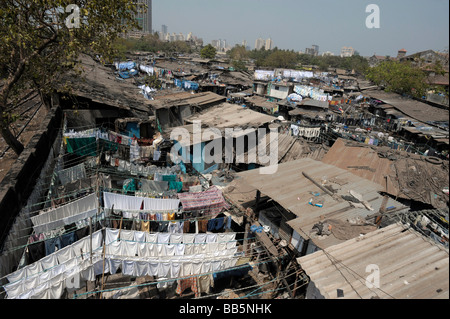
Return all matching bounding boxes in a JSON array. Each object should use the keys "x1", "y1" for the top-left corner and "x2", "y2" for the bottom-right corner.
[{"x1": 0, "y1": 105, "x2": 63, "y2": 250}]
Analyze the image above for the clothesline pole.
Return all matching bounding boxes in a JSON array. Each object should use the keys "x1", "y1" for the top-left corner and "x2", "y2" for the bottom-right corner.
[
  {"x1": 243, "y1": 223, "x2": 250, "y2": 257},
  {"x1": 89, "y1": 217, "x2": 93, "y2": 264},
  {"x1": 118, "y1": 216, "x2": 124, "y2": 240},
  {"x1": 99, "y1": 243, "x2": 106, "y2": 299}
]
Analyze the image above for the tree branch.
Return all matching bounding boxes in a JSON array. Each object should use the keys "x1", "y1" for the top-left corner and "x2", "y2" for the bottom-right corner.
[{"x1": 0, "y1": 31, "x2": 58, "y2": 108}]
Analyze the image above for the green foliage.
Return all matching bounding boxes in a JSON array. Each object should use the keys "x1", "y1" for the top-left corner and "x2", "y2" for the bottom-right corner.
[
  {"x1": 143, "y1": 74, "x2": 161, "y2": 90},
  {"x1": 365, "y1": 60, "x2": 428, "y2": 98},
  {"x1": 200, "y1": 44, "x2": 217, "y2": 59},
  {"x1": 231, "y1": 60, "x2": 247, "y2": 71},
  {"x1": 111, "y1": 35, "x2": 193, "y2": 58},
  {"x1": 263, "y1": 50, "x2": 299, "y2": 69},
  {"x1": 247, "y1": 48, "x2": 368, "y2": 73},
  {"x1": 0, "y1": 0, "x2": 140, "y2": 155},
  {"x1": 228, "y1": 45, "x2": 248, "y2": 61}
]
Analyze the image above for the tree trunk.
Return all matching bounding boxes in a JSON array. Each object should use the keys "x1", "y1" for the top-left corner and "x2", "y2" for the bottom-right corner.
[{"x1": 1, "y1": 122, "x2": 24, "y2": 156}]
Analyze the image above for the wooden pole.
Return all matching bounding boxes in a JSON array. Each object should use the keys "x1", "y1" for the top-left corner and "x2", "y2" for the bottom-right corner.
[
  {"x1": 99, "y1": 244, "x2": 106, "y2": 299},
  {"x1": 117, "y1": 216, "x2": 124, "y2": 240},
  {"x1": 243, "y1": 222, "x2": 250, "y2": 257},
  {"x1": 302, "y1": 171, "x2": 334, "y2": 196}
]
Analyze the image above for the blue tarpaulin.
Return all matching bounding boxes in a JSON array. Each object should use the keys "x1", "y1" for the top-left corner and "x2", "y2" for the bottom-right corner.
[
  {"x1": 173, "y1": 79, "x2": 199, "y2": 91},
  {"x1": 118, "y1": 69, "x2": 138, "y2": 79},
  {"x1": 182, "y1": 80, "x2": 199, "y2": 91},
  {"x1": 174, "y1": 78, "x2": 182, "y2": 87},
  {"x1": 116, "y1": 61, "x2": 136, "y2": 71}
]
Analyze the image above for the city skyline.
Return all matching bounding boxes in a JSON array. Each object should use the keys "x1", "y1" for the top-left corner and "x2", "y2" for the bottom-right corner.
[{"x1": 153, "y1": 0, "x2": 449, "y2": 57}]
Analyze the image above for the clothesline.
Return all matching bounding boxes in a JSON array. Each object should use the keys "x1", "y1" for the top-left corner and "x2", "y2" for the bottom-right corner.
[
  {"x1": 4, "y1": 198, "x2": 238, "y2": 256},
  {"x1": 2, "y1": 228, "x2": 267, "y2": 299},
  {"x1": 2, "y1": 228, "x2": 261, "y2": 286},
  {"x1": 72, "y1": 253, "x2": 279, "y2": 300},
  {"x1": 27, "y1": 185, "x2": 226, "y2": 234},
  {"x1": 0, "y1": 211, "x2": 252, "y2": 269}
]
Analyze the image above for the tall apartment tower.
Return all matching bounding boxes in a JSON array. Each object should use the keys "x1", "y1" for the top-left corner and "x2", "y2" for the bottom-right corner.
[
  {"x1": 135, "y1": 0, "x2": 152, "y2": 34},
  {"x1": 255, "y1": 38, "x2": 265, "y2": 50},
  {"x1": 265, "y1": 38, "x2": 273, "y2": 50},
  {"x1": 312, "y1": 45, "x2": 319, "y2": 56}
]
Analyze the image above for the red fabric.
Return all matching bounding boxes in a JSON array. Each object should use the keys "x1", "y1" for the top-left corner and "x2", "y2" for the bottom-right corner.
[{"x1": 176, "y1": 277, "x2": 199, "y2": 297}]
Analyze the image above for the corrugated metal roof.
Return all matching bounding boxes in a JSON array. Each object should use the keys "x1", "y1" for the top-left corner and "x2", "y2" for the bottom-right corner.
[
  {"x1": 242, "y1": 133, "x2": 329, "y2": 166},
  {"x1": 300, "y1": 99, "x2": 329, "y2": 109},
  {"x1": 322, "y1": 138, "x2": 449, "y2": 209},
  {"x1": 185, "y1": 103, "x2": 276, "y2": 128},
  {"x1": 363, "y1": 90, "x2": 449, "y2": 123},
  {"x1": 322, "y1": 139, "x2": 397, "y2": 194},
  {"x1": 297, "y1": 222, "x2": 449, "y2": 299},
  {"x1": 150, "y1": 91, "x2": 225, "y2": 110},
  {"x1": 245, "y1": 95, "x2": 278, "y2": 109},
  {"x1": 236, "y1": 158, "x2": 407, "y2": 249}
]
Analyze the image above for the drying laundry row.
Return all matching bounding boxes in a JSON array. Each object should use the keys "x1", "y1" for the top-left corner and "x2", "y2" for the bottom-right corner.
[
  {"x1": 290, "y1": 124, "x2": 322, "y2": 138},
  {"x1": 3, "y1": 229, "x2": 244, "y2": 299}
]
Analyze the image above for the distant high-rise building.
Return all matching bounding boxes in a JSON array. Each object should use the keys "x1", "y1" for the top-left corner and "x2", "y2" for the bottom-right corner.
[
  {"x1": 176, "y1": 32, "x2": 185, "y2": 41},
  {"x1": 312, "y1": 45, "x2": 319, "y2": 55},
  {"x1": 255, "y1": 38, "x2": 265, "y2": 50},
  {"x1": 340, "y1": 46, "x2": 355, "y2": 57},
  {"x1": 211, "y1": 39, "x2": 228, "y2": 52},
  {"x1": 242, "y1": 40, "x2": 248, "y2": 48},
  {"x1": 211, "y1": 39, "x2": 220, "y2": 49},
  {"x1": 265, "y1": 38, "x2": 273, "y2": 50},
  {"x1": 322, "y1": 51, "x2": 334, "y2": 56},
  {"x1": 127, "y1": 0, "x2": 152, "y2": 38},
  {"x1": 305, "y1": 45, "x2": 319, "y2": 56},
  {"x1": 135, "y1": 0, "x2": 152, "y2": 33},
  {"x1": 158, "y1": 24, "x2": 168, "y2": 40}
]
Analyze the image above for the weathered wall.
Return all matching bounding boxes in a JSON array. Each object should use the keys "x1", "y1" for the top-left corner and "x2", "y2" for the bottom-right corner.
[{"x1": 0, "y1": 105, "x2": 63, "y2": 250}]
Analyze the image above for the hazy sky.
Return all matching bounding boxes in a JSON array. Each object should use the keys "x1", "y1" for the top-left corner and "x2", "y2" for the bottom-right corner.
[{"x1": 152, "y1": 0, "x2": 449, "y2": 57}]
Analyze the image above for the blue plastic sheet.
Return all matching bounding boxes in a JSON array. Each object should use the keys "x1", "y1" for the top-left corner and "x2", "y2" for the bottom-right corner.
[{"x1": 116, "y1": 61, "x2": 136, "y2": 70}]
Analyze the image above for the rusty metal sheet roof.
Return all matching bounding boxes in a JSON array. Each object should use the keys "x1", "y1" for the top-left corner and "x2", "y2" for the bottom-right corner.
[
  {"x1": 236, "y1": 158, "x2": 407, "y2": 248},
  {"x1": 150, "y1": 91, "x2": 225, "y2": 109},
  {"x1": 322, "y1": 138, "x2": 396, "y2": 193},
  {"x1": 297, "y1": 222, "x2": 449, "y2": 299},
  {"x1": 242, "y1": 134, "x2": 329, "y2": 166},
  {"x1": 185, "y1": 103, "x2": 276, "y2": 128},
  {"x1": 363, "y1": 90, "x2": 449, "y2": 123},
  {"x1": 237, "y1": 158, "x2": 385, "y2": 217},
  {"x1": 321, "y1": 138, "x2": 449, "y2": 209}
]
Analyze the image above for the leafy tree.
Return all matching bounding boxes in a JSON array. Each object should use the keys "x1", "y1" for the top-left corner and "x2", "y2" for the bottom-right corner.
[
  {"x1": 0, "y1": 0, "x2": 139, "y2": 156},
  {"x1": 231, "y1": 60, "x2": 247, "y2": 71},
  {"x1": 165, "y1": 41, "x2": 192, "y2": 55},
  {"x1": 143, "y1": 74, "x2": 161, "y2": 90},
  {"x1": 263, "y1": 50, "x2": 298, "y2": 69},
  {"x1": 200, "y1": 44, "x2": 216, "y2": 59},
  {"x1": 365, "y1": 60, "x2": 429, "y2": 98},
  {"x1": 228, "y1": 45, "x2": 248, "y2": 61}
]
